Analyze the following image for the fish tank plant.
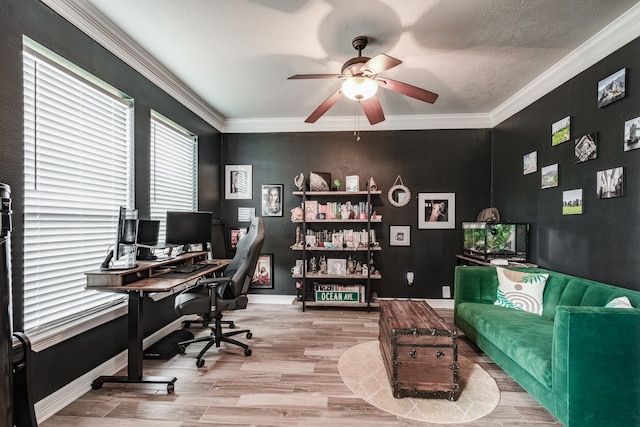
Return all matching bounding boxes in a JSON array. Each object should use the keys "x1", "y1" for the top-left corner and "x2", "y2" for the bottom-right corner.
[{"x1": 463, "y1": 222, "x2": 529, "y2": 262}]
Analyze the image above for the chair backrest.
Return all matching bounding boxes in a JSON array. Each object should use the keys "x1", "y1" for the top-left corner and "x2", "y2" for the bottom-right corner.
[{"x1": 223, "y1": 216, "x2": 265, "y2": 299}]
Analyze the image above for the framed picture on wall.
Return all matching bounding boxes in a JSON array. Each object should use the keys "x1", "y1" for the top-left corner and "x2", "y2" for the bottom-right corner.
[
  {"x1": 563, "y1": 189, "x2": 583, "y2": 215},
  {"x1": 261, "y1": 184, "x2": 283, "y2": 216},
  {"x1": 624, "y1": 116, "x2": 640, "y2": 151},
  {"x1": 389, "y1": 225, "x2": 411, "y2": 246},
  {"x1": 597, "y1": 68, "x2": 626, "y2": 108},
  {"x1": 418, "y1": 193, "x2": 455, "y2": 229},
  {"x1": 225, "y1": 165, "x2": 252, "y2": 199},
  {"x1": 541, "y1": 164, "x2": 559, "y2": 189},
  {"x1": 523, "y1": 151, "x2": 537, "y2": 175},
  {"x1": 552, "y1": 116, "x2": 571, "y2": 146},
  {"x1": 597, "y1": 167, "x2": 624, "y2": 199},
  {"x1": 250, "y1": 254, "x2": 273, "y2": 289},
  {"x1": 229, "y1": 228, "x2": 247, "y2": 251},
  {"x1": 575, "y1": 133, "x2": 598, "y2": 163}
]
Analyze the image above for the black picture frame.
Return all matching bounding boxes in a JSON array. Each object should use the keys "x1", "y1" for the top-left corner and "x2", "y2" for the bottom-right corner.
[
  {"x1": 250, "y1": 254, "x2": 273, "y2": 289},
  {"x1": 261, "y1": 184, "x2": 283, "y2": 217}
]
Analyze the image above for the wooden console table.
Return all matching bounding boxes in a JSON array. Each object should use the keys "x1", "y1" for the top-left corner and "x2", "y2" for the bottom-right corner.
[
  {"x1": 455, "y1": 254, "x2": 538, "y2": 268},
  {"x1": 85, "y1": 252, "x2": 230, "y2": 393}
]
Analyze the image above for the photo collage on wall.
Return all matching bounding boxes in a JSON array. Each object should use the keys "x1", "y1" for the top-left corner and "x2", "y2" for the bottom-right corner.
[{"x1": 524, "y1": 67, "x2": 631, "y2": 216}]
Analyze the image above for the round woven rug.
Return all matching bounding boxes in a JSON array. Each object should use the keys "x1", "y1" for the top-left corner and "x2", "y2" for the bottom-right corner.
[{"x1": 338, "y1": 341, "x2": 500, "y2": 424}]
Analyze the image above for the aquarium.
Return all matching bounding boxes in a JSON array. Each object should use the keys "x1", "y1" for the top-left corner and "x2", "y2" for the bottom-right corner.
[{"x1": 462, "y1": 222, "x2": 529, "y2": 262}]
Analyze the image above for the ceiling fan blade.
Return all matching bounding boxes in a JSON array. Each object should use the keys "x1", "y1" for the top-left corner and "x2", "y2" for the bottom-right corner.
[
  {"x1": 361, "y1": 96, "x2": 385, "y2": 125},
  {"x1": 288, "y1": 74, "x2": 344, "y2": 80},
  {"x1": 304, "y1": 88, "x2": 343, "y2": 123},
  {"x1": 362, "y1": 54, "x2": 402, "y2": 75},
  {"x1": 377, "y1": 77, "x2": 439, "y2": 104}
]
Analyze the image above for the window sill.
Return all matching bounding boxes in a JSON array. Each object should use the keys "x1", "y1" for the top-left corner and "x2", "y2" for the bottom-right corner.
[{"x1": 29, "y1": 302, "x2": 128, "y2": 352}]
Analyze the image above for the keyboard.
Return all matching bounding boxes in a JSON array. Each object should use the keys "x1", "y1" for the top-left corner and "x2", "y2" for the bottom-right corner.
[{"x1": 174, "y1": 262, "x2": 210, "y2": 274}]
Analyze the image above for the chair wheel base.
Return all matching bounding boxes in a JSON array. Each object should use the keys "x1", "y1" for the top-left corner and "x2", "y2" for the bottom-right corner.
[
  {"x1": 196, "y1": 358, "x2": 205, "y2": 368},
  {"x1": 244, "y1": 348, "x2": 252, "y2": 356}
]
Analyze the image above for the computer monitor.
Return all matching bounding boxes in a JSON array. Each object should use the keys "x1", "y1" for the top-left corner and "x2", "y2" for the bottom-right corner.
[
  {"x1": 111, "y1": 206, "x2": 138, "y2": 269},
  {"x1": 136, "y1": 219, "x2": 160, "y2": 261},
  {"x1": 165, "y1": 211, "x2": 213, "y2": 252}
]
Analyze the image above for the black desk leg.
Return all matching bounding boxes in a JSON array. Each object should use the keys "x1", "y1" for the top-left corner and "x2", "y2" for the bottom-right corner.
[{"x1": 91, "y1": 290, "x2": 177, "y2": 393}]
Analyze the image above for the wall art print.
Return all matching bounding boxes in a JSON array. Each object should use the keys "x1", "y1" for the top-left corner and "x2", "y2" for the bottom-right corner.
[
  {"x1": 552, "y1": 116, "x2": 570, "y2": 146},
  {"x1": 597, "y1": 68, "x2": 626, "y2": 108},
  {"x1": 541, "y1": 164, "x2": 559, "y2": 189},
  {"x1": 563, "y1": 189, "x2": 583, "y2": 215},
  {"x1": 225, "y1": 165, "x2": 252, "y2": 199},
  {"x1": 261, "y1": 184, "x2": 283, "y2": 216},
  {"x1": 624, "y1": 116, "x2": 640, "y2": 151},
  {"x1": 523, "y1": 151, "x2": 537, "y2": 175},
  {"x1": 389, "y1": 225, "x2": 411, "y2": 246},
  {"x1": 597, "y1": 167, "x2": 624, "y2": 199},
  {"x1": 418, "y1": 193, "x2": 455, "y2": 229},
  {"x1": 574, "y1": 133, "x2": 597, "y2": 163},
  {"x1": 250, "y1": 254, "x2": 273, "y2": 289}
]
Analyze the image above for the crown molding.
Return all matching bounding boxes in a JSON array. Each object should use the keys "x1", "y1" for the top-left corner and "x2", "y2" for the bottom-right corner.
[
  {"x1": 222, "y1": 113, "x2": 493, "y2": 133},
  {"x1": 490, "y1": 2, "x2": 640, "y2": 127},
  {"x1": 39, "y1": 0, "x2": 226, "y2": 130},
  {"x1": 42, "y1": 0, "x2": 639, "y2": 134}
]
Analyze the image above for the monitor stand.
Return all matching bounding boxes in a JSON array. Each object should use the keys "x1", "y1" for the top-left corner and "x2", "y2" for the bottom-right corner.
[{"x1": 136, "y1": 247, "x2": 157, "y2": 261}]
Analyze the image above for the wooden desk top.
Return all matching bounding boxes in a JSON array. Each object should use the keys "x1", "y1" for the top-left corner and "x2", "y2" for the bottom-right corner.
[{"x1": 86, "y1": 253, "x2": 231, "y2": 293}]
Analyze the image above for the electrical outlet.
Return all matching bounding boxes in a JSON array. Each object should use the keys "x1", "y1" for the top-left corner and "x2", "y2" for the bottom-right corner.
[
  {"x1": 442, "y1": 285, "x2": 451, "y2": 298},
  {"x1": 406, "y1": 271, "x2": 414, "y2": 286}
]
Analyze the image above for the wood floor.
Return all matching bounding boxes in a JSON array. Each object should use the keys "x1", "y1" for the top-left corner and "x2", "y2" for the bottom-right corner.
[{"x1": 41, "y1": 303, "x2": 562, "y2": 426}]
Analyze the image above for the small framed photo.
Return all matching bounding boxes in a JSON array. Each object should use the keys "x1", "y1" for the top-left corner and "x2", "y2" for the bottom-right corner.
[
  {"x1": 418, "y1": 193, "x2": 455, "y2": 229},
  {"x1": 575, "y1": 133, "x2": 598, "y2": 163},
  {"x1": 624, "y1": 116, "x2": 640, "y2": 151},
  {"x1": 225, "y1": 165, "x2": 252, "y2": 199},
  {"x1": 552, "y1": 116, "x2": 571, "y2": 146},
  {"x1": 597, "y1": 167, "x2": 624, "y2": 199},
  {"x1": 563, "y1": 189, "x2": 583, "y2": 215},
  {"x1": 541, "y1": 164, "x2": 559, "y2": 189},
  {"x1": 250, "y1": 254, "x2": 273, "y2": 289},
  {"x1": 261, "y1": 184, "x2": 283, "y2": 216},
  {"x1": 327, "y1": 258, "x2": 347, "y2": 275},
  {"x1": 237, "y1": 207, "x2": 255, "y2": 222},
  {"x1": 523, "y1": 151, "x2": 537, "y2": 175},
  {"x1": 390, "y1": 226, "x2": 411, "y2": 246},
  {"x1": 598, "y1": 68, "x2": 626, "y2": 108},
  {"x1": 229, "y1": 228, "x2": 247, "y2": 251}
]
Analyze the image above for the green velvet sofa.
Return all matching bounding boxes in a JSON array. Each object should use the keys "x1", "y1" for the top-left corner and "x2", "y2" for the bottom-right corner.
[{"x1": 454, "y1": 265, "x2": 640, "y2": 427}]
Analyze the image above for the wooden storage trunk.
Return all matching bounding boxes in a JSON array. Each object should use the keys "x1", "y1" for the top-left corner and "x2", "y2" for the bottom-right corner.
[{"x1": 378, "y1": 299, "x2": 461, "y2": 400}]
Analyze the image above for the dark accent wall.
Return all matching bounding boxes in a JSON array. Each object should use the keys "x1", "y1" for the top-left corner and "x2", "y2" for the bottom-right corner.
[
  {"x1": 1, "y1": 0, "x2": 222, "y2": 401},
  {"x1": 493, "y1": 39, "x2": 639, "y2": 290},
  {"x1": 222, "y1": 130, "x2": 492, "y2": 299}
]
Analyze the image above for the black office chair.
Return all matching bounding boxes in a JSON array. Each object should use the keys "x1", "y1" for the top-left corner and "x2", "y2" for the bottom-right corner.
[{"x1": 174, "y1": 216, "x2": 265, "y2": 367}]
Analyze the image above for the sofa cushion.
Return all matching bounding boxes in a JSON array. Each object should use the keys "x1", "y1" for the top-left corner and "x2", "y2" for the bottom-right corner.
[
  {"x1": 457, "y1": 302, "x2": 554, "y2": 389},
  {"x1": 605, "y1": 296, "x2": 634, "y2": 308},
  {"x1": 494, "y1": 267, "x2": 549, "y2": 315}
]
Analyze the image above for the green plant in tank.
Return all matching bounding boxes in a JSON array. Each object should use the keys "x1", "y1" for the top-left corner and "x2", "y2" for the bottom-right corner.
[{"x1": 487, "y1": 223, "x2": 513, "y2": 252}]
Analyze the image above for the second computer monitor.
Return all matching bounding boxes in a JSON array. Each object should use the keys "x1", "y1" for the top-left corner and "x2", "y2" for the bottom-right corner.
[
  {"x1": 136, "y1": 219, "x2": 160, "y2": 260},
  {"x1": 165, "y1": 211, "x2": 213, "y2": 252}
]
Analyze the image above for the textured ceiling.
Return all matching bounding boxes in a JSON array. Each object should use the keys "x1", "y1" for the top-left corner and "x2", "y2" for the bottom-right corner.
[{"x1": 73, "y1": 0, "x2": 640, "y2": 131}]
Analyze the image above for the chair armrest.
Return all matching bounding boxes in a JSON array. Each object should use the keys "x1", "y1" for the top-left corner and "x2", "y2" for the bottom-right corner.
[
  {"x1": 454, "y1": 266, "x2": 499, "y2": 305},
  {"x1": 198, "y1": 277, "x2": 230, "y2": 286},
  {"x1": 552, "y1": 306, "x2": 640, "y2": 426}
]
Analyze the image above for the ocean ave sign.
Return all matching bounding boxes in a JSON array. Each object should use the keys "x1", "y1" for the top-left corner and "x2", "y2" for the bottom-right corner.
[{"x1": 315, "y1": 290, "x2": 359, "y2": 302}]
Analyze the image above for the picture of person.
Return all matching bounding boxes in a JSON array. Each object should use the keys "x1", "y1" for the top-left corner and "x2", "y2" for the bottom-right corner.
[
  {"x1": 262, "y1": 185, "x2": 282, "y2": 216},
  {"x1": 250, "y1": 254, "x2": 273, "y2": 289}
]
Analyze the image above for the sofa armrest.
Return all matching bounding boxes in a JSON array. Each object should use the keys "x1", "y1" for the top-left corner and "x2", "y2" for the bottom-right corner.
[
  {"x1": 553, "y1": 306, "x2": 640, "y2": 427},
  {"x1": 454, "y1": 266, "x2": 499, "y2": 305}
]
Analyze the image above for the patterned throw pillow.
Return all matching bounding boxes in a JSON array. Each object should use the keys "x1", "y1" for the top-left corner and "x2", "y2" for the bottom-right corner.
[
  {"x1": 605, "y1": 296, "x2": 634, "y2": 309},
  {"x1": 494, "y1": 267, "x2": 549, "y2": 315}
]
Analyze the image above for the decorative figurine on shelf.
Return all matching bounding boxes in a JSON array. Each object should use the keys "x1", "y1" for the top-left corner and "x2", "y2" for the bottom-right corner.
[
  {"x1": 362, "y1": 263, "x2": 368, "y2": 276},
  {"x1": 333, "y1": 178, "x2": 341, "y2": 191},
  {"x1": 355, "y1": 261, "x2": 362, "y2": 275},
  {"x1": 319, "y1": 256, "x2": 327, "y2": 274},
  {"x1": 294, "y1": 173, "x2": 305, "y2": 191},
  {"x1": 347, "y1": 255, "x2": 355, "y2": 274},
  {"x1": 294, "y1": 226, "x2": 302, "y2": 248},
  {"x1": 291, "y1": 205, "x2": 303, "y2": 221},
  {"x1": 368, "y1": 177, "x2": 378, "y2": 191},
  {"x1": 309, "y1": 256, "x2": 318, "y2": 273}
]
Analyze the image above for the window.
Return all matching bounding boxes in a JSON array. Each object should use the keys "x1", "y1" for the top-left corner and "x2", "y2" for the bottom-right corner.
[
  {"x1": 149, "y1": 111, "x2": 198, "y2": 240},
  {"x1": 22, "y1": 38, "x2": 134, "y2": 332}
]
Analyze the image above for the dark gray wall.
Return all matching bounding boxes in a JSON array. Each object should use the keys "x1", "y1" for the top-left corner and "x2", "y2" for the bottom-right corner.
[
  {"x1": 493, "y1": 39, "x2": 639, "y2": 290},
  {"x1": 1, "y1": 0, "x2": 222, "y2": 401},
  {"x1": 222, "y1": 130, "x2": 492, "y2": 299}
]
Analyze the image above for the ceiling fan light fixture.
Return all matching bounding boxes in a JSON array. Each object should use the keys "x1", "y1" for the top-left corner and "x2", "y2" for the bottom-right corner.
[{"x1": 341, "y1": 77, "x2": 378, "y2": 101}]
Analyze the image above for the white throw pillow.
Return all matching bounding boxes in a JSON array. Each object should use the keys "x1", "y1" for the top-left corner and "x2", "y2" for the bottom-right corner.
[
  {"x1": 605, "y1": 296, "x2": 634, "y2": 309},
  {"x1": 494, "y1": 267, "x2": 549, "y2": 315}
]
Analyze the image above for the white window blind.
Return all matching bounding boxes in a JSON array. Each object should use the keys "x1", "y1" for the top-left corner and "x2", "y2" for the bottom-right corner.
[
  {"x1": 150, "y1": 111, "x2": 197, "y2": 240},
  {"x1": 22, "y1": 41, "x2": 134, "y2": 332}
]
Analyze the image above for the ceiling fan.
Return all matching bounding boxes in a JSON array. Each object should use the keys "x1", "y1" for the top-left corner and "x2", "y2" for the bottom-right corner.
[{"x1": 288, "y1": 36, "x2": 438, "y2": 125}]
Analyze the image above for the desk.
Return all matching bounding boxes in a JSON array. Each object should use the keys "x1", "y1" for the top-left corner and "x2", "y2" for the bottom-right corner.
[
  {"x1": 85, "y1": 252, "x2": 230, "y2": 393},
  {"x1": 455, "y1": 254, "x2": 538, "y2": 268}
]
